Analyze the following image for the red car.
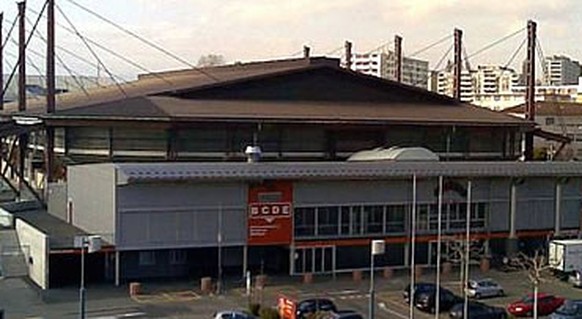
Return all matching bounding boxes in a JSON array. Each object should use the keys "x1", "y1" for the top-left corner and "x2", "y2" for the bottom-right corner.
[{"x1": 507, "y1": 293, "x2": 565, "y2": 317}]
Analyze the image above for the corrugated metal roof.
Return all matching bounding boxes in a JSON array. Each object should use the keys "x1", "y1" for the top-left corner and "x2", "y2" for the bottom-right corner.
[{"x1": 112, "y1": 161, "x2": 582, "y2": 184}]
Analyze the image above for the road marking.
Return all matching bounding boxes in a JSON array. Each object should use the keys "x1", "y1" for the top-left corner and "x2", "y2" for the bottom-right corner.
[{"x1": 379, "y1": 302, "x2": 408, "y2": 319}]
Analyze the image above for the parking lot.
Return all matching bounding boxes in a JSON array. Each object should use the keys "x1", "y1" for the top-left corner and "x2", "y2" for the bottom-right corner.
[{"x1": 1, "y1": 267, "x2": 581, "y2": 318}]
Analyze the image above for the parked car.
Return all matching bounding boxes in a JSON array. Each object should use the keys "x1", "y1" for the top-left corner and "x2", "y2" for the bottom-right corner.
[
  {"x1": 415, "y1": 286, "x2": 463, "y2": 313},
  {"x1": 403, "y1": 283, "x2": 437, "y2": 304},
  {"x1": 507, "y1": 293, "x2": 565, "y2": 317},
  {"x1": 213, "y1": 311, "x2": 256, "y2": 319},
  {"x1": 550, "y1": 300, "x2": 582, "y2": 319},
  {"x1": 296, "y1": 298, "x2": 338, "y2": 319},
  {"x1": 449, "y1": 302, "x2": 507, "y2": 319},
  {"x1": 466, "y1": 279, "x2": 505, "y2": 299},
  {"x1": 569, "y1": 270, "x2": 582, "y2": 288}
]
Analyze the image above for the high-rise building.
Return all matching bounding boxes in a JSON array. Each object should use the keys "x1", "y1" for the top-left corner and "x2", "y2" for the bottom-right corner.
[
  {"x1": 351, "y1": 51, "x2": 429, "y2": 89},
  {"x1": 544, "y1": 55, "x2": 581, "y2": 85},
  {"x1": 430, "y1": 64, "x2": 520, "y2": 106}
]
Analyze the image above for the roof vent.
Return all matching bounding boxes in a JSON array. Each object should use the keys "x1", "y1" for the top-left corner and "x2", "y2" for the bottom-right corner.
[
  {"x1": 244, "y1": 145, "x2": 262, "y2": 163},
  {"x1": 347, "y1": 146, "x2": 439, "y2": 162}
]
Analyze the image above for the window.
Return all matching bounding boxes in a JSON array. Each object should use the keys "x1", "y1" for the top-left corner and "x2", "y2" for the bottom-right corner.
[
  {"x1": 317, "y1": 207, "x2": 339, "y2": 236},
  {"x1": 386, "y1": 205, "x2": 405, "y2": 233},
  {"x1": 169, "y1": 250, "x2": 187, "y2": 265},
  {"x1": 351, "y1": 206, "x2": 363, "y2": 235},
  {"x1": 294, "y1": 207, "x2": 315, "y2": 237},
  {"x1": 139, "y1": 251, "x2": 156, "y2": 266},
  {"x1": 363, "y1": 205, "x2": 383, "y2": 234},
  {"x1": 340, "y1": 207, "x2": 351, "y2": 235},
  {"x1": 417, "y1": 204, "x2": 430, "y2": 230},
  {"x1": 545, "y1": 117, "x2": 555, "y2": 125}
]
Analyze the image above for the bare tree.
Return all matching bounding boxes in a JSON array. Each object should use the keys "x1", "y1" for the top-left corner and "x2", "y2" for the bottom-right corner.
[
  {"x1": 197, "y1": 54, "x2": 226, "y2": 67},
  {"x1": 444, "y1": 239, "x2": 485, "y2": 291},
  {"x1": 516, "y1": 250, "x2": 553, "y2": 319}
]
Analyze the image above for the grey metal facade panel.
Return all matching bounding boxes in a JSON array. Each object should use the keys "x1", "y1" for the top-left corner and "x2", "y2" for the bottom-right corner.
[
  {"x1": 114, "y1": 161, "x2": 582, "y2": 184},
  {"x1": 116, "y1": 183, "x2": 247, "y2": 251},
  {"x1": 294, "y1": 180, "x2": 411, "y2": 205},
  {"x1": 68, "y1": 164, "x2": 116, "y2": 244},
  {"x1": 116, "y1": 183, "x2": 246, "y2": 209}
]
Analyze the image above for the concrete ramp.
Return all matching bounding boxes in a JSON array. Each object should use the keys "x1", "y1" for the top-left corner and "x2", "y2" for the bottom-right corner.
[{"x1": 0, "y1": 229, "x2": 28, "y2": 278}]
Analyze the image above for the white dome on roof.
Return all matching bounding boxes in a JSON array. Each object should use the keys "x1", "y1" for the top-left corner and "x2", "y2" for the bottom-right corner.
[{"x1": 347, "y1": 146, "x2": 439, "y2": 162}]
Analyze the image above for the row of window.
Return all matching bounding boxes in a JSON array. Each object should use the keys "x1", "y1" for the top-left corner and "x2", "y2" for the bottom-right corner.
[
  {"x1": 294, "y1": 202, "x2": 488, "y2": 238},
  {"x1": 138, "y1": 250, "x2": 187, "y2": 266}
]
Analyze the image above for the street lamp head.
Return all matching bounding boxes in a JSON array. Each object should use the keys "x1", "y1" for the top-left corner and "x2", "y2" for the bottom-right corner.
[{"x1": 371, "y1": 240, "x2": 385, "y2": 255}]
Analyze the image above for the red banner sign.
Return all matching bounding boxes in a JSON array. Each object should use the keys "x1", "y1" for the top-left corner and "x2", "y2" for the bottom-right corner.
[
  {"x1": 248, "y1": 182, "x2": 293, "y2": 246},
  {"x1": 278, "y1": 295, "x2": 296, "y2": 319}
]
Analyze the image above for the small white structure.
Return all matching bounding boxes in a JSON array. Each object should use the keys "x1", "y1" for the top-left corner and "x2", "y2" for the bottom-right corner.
[{"x1": 347, "y1": 146, "x2": 439, "y2": 162}]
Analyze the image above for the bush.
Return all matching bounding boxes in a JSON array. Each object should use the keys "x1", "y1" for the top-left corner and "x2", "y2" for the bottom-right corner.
[
  {"x1": 259, "y1": 307, "x2": 280, "y2": 319},
  {"x1": 248, "y1": 303, "x2": 261, "y2": 316}
]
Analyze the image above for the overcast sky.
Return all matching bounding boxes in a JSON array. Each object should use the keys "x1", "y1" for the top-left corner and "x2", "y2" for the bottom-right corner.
[{"x1": 1, "y1": 0, "x2": 581, "y2": 79}]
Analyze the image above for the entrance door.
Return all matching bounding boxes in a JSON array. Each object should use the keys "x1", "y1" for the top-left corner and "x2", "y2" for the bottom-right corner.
[{"x1": 294, "y1": 246, "x2": 335, "y2": 274}]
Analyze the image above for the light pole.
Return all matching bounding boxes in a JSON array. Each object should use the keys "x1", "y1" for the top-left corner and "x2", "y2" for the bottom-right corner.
[
  {"x1": 75, "y1": 235, "x2": 102, "y2": 319},
  {"x1": 369, "y1": 239, "x2": 385, "y2": 319}
]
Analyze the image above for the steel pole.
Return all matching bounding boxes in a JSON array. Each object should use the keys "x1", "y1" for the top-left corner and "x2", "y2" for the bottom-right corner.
[
  {"x1": 217, "y1": 205, "x2": 223, "y2": 294},
  {"x1": 409, "y1": 175, "x2": 417, "y2": 319},
  {"x1": 435, "y1": 176, "x2": 443, "y2": 318},
  {"x1": 463, "y1": 181, "x2": 472, "y2": 319},
  {"x1": 369, "y1": 252, "x2": 375, "y2": 319},
  {"x1": 79, "y1": 240, "x2": 86, "y2": 319}
]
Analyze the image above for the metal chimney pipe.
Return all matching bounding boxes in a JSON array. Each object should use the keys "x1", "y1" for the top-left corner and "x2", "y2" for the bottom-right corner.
[{"x1": 303, "y1": 45, "x2": 310, "y2": 59}]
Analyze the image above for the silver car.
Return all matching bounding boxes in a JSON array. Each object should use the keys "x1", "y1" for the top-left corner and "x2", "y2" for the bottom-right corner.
[
  {"x1": 466, "y1": 279, "x2": 504, "y2": 299},
  {"x1": 569, "y1": 270, "x2": 582, "y2": 288},
  {"x1": 550, "y1": 300, "x2": 582, "y2": 319}
]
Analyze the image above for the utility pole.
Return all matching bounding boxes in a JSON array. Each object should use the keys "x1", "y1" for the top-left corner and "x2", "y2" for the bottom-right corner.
[
  {"x1": 394, "y1": 35, "x2": 403, "y2": 83},
  {"x1": 524, "y1": 20, "x2": 537, "y2": 161},
  {"x1": 45, "y1": 0, "x2": 56, "y2": 193},
  {"x1": 453, "y1": 28, "x2": 463, "y2": 101},
  {"x1": 344, "y1": 40, "x2": 353, "y2": 70}
]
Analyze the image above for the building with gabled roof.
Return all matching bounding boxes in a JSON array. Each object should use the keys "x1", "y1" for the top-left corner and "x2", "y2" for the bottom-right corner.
[{"x1": 4, "y1": 56, "x2": 582, "y2": 289}]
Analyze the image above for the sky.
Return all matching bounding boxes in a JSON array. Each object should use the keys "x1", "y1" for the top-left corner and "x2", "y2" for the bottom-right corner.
[{"x1": 1, "y1": 0, "x2": 581, "y2": 79}]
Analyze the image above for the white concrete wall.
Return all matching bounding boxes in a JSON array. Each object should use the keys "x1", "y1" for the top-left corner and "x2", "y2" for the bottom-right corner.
[{"x1": 15, "y1": 219, "x2": 49, "y2": 289}]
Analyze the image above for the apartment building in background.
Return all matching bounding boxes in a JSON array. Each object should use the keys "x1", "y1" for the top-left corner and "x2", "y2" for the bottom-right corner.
[
  {"x1": 545, "y1": 55, "x2": 581, "y2": 85},
  {"x1": 352, "y1": 51, "x2": 430, "y2": 89}
]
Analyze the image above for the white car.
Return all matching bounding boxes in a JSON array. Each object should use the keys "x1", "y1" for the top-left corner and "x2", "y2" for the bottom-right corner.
[
  {"x1": 213, "y1": 311, "x2": 256, "y2": 319},
  {"x1": 466, "y1": 279, "x2": 504, "y2": 299}
]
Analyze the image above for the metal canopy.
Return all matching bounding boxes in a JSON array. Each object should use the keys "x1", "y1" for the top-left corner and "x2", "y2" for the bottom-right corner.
[{"x1": 112, "y1": 161, "x2": 582, "y2": 185}]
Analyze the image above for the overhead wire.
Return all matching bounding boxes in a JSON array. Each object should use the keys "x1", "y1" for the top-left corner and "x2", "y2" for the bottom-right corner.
[
  {"x1": 409, "y1": 44, "x2": 454, "y2": 88},
  {"x1": 28, "y1": 6, "x2": 173, "y2": 86},
  {"x1": 15, "y1": 19, "x2": 93, "y2": 96},
  {"x1": 536, "y1": 38, "x2": 547, "y2": 84},
  {"x1": 2, "y1": 0, "x2": 49, "y2": 100},
  {"x1": 56, "y1": 3, "x2": 128, "y2": 97},
  {"x1": 62, "y1": 0, "x2": 220, "y2": 81},
  {"x1": 463, "y1": 27, "x2": 526, "y2": 62},
  {"x1": 408, "y1": 34, "x2": 453, "y2": 58},
  {"x1": 1, "y1": 16, "x2": 18, "y2": 51}
]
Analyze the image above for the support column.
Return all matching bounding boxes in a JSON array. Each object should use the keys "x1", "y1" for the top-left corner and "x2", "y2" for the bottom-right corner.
[
  {"x1": 115, "y1": 250, "x2": 120, "y2": 286},
  {"x1": 18, "y1": 1, "x2": 26, "y2": 112},
  {"x1": 554, "y1": 181, "x2": 562, "y2": 236},
  {"x1": 243, "y1": 244, "x2": 248, "y2": 278},
  {"x1": 453, "y1": 28, "x2": 463, "y2": 101},
  {"x1": 394, "y1": 35, "x2": 403, "y2": 83},
  {"x1": 524, "y1": 20, "x2": 537, "y2": 160},
  {"x1": 507, "y1": 181, "x2": 518, "y2": 255}
]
